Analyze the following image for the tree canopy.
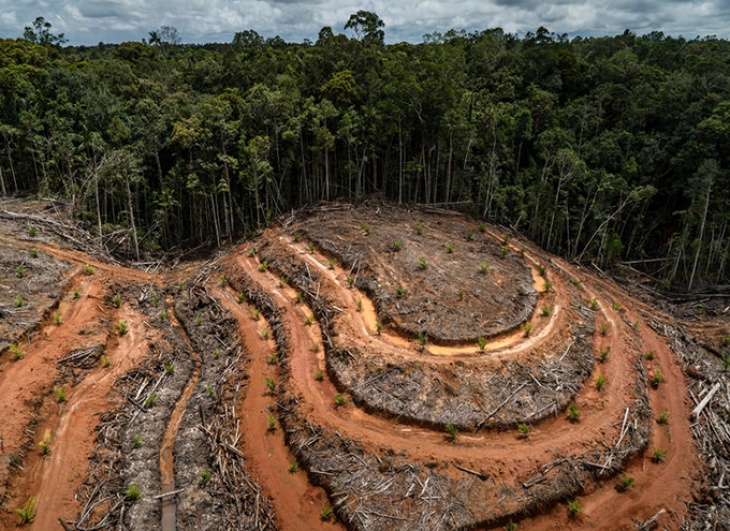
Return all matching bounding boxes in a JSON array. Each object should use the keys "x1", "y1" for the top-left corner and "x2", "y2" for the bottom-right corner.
[{"x1": 1, "y1": 14, "x2": 729, "y2": 292}]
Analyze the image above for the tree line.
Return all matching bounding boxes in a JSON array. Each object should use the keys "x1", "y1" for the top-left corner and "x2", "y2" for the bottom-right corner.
[{"x1": 0, "y1": 12, "x2": 728, "y2": 292}]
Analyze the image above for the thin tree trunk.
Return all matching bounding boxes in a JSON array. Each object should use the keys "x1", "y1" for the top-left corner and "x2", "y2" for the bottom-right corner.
[{"x1": 688, "y1": 183, "x2": 712, "y2": 292}]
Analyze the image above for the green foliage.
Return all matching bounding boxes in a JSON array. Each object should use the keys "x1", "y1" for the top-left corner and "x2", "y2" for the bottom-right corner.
[
  {"x1": 589, "y1": 298, "x2": 599, "y2": 311},
  {"x1": 376, "y1": 321, "x2": 383, "y2": 335},
  {"x1": 315, "y1": 370, "x2": 324, "y2": 381},
  {"x1": 567, "y1": 403, "x2": 581, "y2": 422},
  {"x1": 144, "y1": 392, "x2": 158, "y2": 407},
  {"x1": 267, "y1": 414, "x2": 277, "y2": 431},
  {"x1": 598, "y1": 347, "x2": 610, "y2": 363},
  {"x1": 73, "y1": 289, "x2": 80, "y2": 299},
  {"x1": 645, "y1": 350, "x2": 655, "y2": 360},
  {"x1": 360, "y1": 224, "x2": 370, "y2": 236},
  {"x1": 265, "y1": 377, "x2": 276, "y2": 394},
  {"x1": 657, "y1": 411, "x2": 670, "y2": 424},
  {"x1": 289, "y1": 459, "x2": 299, "y2": 473},
  {"x1": 392, "y1": 240, "x2": 402, "y2": 251},
  {"x1": 52, "y1": 311, "x2": 62, "y2": 326},
  {"x1": 16, "y1": 264, "x2": 26, "y2": 278},
  {"x1": 617, "y1": 474, "x2": 634, "y2": 492},
  {"x1": 13, "y1": 295, "x2": 23, "y2": 308},
  {"x1": 53, "y1": 385, "x2": 67, "y2": 403},
  {"x1": 38, "y1": 431, "x2": 52, "y2": 457},
  {"x1": 334, "y1": 394, "x2": 347, "y2": 407},
  {"x1": 199, "y1": 467, "x2": 212, "y2": 486},
  {"x1": 218, "y1": 275, "x2": 228, "y2": 287},
  {"x1": 205, "y1": 384, "x2": 216, "y2": 399},
  {"x1": 543, "y1": 280, "x2": 553, "y2": 292},
  {"x1": 28, "y1": 226, "x2": 37, "y2": 238},
  {"x1": 15, "y1": 496, "x2": 36, "y2": 524},
  {"x1": 540, "y1": 305, "x2": 551, "y2": 317},
  {"x1": 112, "y1": 293, "x2": 122, "y2": 308},
  {"x1": 445, "y1": 242, "x2": 454, "y2": 253},
  {"x1": 116, "y1": 320, "x2": 128, "y2": 335},
  {"x1": 418, "y1": 257, "x2": 428, "y2": 270},
  {"x1": 165, "y1": 361, "x2": 175, "y2": 374},
  {"x1": 415, "y1": 224, "x2": 425, "y2": 236},
  {"x1": 595, "y1": 375, "x2": 606, "y2": 391},
  {"x1": 267, "y1": 353, "x2": 279, "y2": 365},
  {"x1": 304, "y1": 314, "x2": 315, "y2": 326},
  {"x1": 395, "y1": 285, "x2": 405, "y2": 297},
  {"x1": 517, "y1": 423, "x2": 529, "y2": 439},
  {"x1": 83, "y1": 263, "x2": 95, "y2": 275},
  {"x1": 236, "y1": 292, "x2": 245, "y2": 303},
  {"x1": 416, "y1": 331, "x2": 427, "y2": 348},
  {"x1": 567, "y1": 498, "x2": 581, "y2": 517},
  {"x1": 10, "y1": 343, "x2": 23, "y2": 360},
  {"x1": 652, "y1": 369, "x2": 664, "y2": 387},
  {"x1": 653, "y1": 448, "x2": 667, "y2": 463},
  {"x1": 258, "y1": 261, "x2": 269, "y2": 272},
  {"x1": 29, "y1": 248, "x2": 39, "y2": 258},
  {"x1": 722, "y1": 336, "x2": 730, "y2": 347},
  {"x1": 132, "y1": 434, "x2": 142, "y2": 448},
  {"x1": 125, "y1": 483, "x2": 141, "y2": 502},
  {"x1": 102, "y1": 356, "x2": 112, "y2": 368},
  {"x1": 521, "y1": 322, "x2": 533, "y2": 337},
  {"x1": 445, "y1": 423, "x2": 458, "y2": 442},
  {"x1": 599, "y1": 323, "x2": 610, "y2": 336},
  {"x1": 477, "y1": 336, "x2": 487, "y2": 352},
  {"x1": 321, "y1": 502, "x2": 334, "y2": 520},
  {"x1": 537, "y1": 263, "x2": 546, "y2": 276},
  {"x1": 465, "y1": 228, "x2": 474, "y2": 241},
  {"x1": 479, "y1": 262, "x2": 490, "y2": 274}
]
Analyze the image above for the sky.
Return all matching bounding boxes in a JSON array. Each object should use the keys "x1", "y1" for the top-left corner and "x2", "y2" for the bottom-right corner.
[{"x1": 1, "y1": 0, "x2": 729, "y2": 46}]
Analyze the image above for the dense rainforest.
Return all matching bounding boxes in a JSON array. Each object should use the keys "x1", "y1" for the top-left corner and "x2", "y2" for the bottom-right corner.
[{"x1": 1, "y1": 12, "x2": 729, "y2": 292}]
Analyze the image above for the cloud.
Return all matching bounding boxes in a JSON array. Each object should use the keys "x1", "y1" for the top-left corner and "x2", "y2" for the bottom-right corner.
[{"x1": 0, "y1": 0, "x2": 728, "y2": 45}]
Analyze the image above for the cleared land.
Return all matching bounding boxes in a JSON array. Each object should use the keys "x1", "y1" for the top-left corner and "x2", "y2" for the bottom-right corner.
[{"x1": 0, "y1": 199, "x2": 727, "y2": 530}]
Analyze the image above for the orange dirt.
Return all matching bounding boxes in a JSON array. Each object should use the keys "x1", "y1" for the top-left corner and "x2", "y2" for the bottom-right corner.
[{"x1": 0, "y1": 202, "x2": 707, "y2": 530}]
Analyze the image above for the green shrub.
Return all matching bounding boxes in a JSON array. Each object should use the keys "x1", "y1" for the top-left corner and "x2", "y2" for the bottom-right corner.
[
  {"x1": 415, "y1": 223, "x2": 424, "y2": 235},
  {"x1": 83, "y1": 263, "x2": 95, "y2": 275},
  {"x1": 289, "y1": 459, "x2": 299, "y2": 473},
  {"x1": 595, "y1": 375, "x2": 606, "y2": 391},
  {"x1": 567, "y1": 403, "x2": 581, "y2": 422},
  {"x1": 517, "y1": 423, "x2": 530, "y2": 439},
  {"x1": 10, "y1": 343, "x2": 23, "y2": 360},
  {"x1": 521, "y1": 322, "x2": 533, "y2": 337},
  {"x1": 479, "y1": 262, "x2": 490, "y2": 274},
  {"x1": 165, "y1": 361, "x2": 175, "y2": 374},
  {"x1": 199, "y1": 467, "x2": 212, "y2": 487},
  {"x1": 445, "y1": 242, "x2": 454, "y2": 254},
  {"x1": 132, "y1": 434, "x2": 142, "y2": 448},
  {"x1": 52, "y1": 311, "x2": 62, "y2": 326},
  {"x1": 144, "y1": 392, "x2": 158, "y2": 407},
  {"x1": 116, "y1": 320, "x2": 128, "y2": 336},
  {"x1": 314, "y1": 370, "x2": 324, "y2": 382},
  {"x1": 321, "y1": 503, "x2": 334, "y2": 520},
  {"x1": 258, "y1": 261, "x2": 269, "y2": 272},
  {"x1": 657, "y1": 411, "x2": 670, "y2": 424},
  {"x1": 617, "y1": 474, "x2": 634, "y2": 492},
  {"x1": 477, "y1": 336, "x2": 487, "y2": 352},
  {"x1": 392, "y1": 240, "x2": 402, "y2": 251},
  {"x1": 53, "y1": 385, "x2": 67, "y2": 403},
  {"x1": 645, "y1": 350, "x2": 655, "y2": 360},
  {"x1": 599, "y1": 348, "x2": 610, "y2": 363},
  {"x1": 13, "y1": 295, "x2": 23, "y2": 308},
  {"x1": 38, "y1": 432, "x2": 52, "y2": 457},
  {"x1": 418, "y1": 257, "x2": 428, "y2": 270},
  {"x1": 445, "y1": 423, "x2": 458, "y2": 442},
  {"x1": 540, "y1": 305, "x2": 551, "y2": 317},
  {"x1": 334, "y1": 394, "x2": 347, "y2": 407},
  {"x1": 112, "y1": 293, "x2": 122, "y2": 308},
  {"x1": 267, "y1": 414, "x2": 277, "y2": 432},
  {"x1": 465, "y1": 228, "x2": 474, "y2": 241},
  {"x1": 29, "y1": 248, "x2": 39, "y2": 258},
  {"x1": 653, "y1": 448, "x2": 667, "y2": 463},
  {"x1": 28, "y1": 226, "x2": 37, "y2": 237},
  {"x1": 652, "y1": 369, "x2": 664, "y2": 388},
  {"x1": 567, "y1": 498, "x2": 582, "y2": 517},
  {"x1": 589, "y1": 298, "x2": 599, "y2": 311}
]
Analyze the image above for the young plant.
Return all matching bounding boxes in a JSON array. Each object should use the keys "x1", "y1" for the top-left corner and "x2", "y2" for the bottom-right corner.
[
  {"x1": 465, "y1": 228, "x2": 474, "y2": 241},
  {"x1": 125, "y1": 483, "x2": 141, "y2": 502},
  {"x1": 657, "y1": 411, "x2": 670, "y2": 425},
  {"x1": 328, "y1": 258, "x2": 337, "y2": 270},
  {"x1": 543, "y1": 280, "x2": 553, "y2": 292},
  {"x1": 617, "y1": 474, "x2": 634, "y2": 492},
  {"x1": 28, "y1": 226, "x2": 37, "y2": 237},
  {"x1": 10, "y1": 343, "x2": 23, "y2": 360},
  {"x1": 478, "y1": 222, "x2": 486, "y2": 233},
  {"x1": 416, "y1": 331, "x2": 427, "y2": 349},
  {"x1": 567, "y1": 403, "x2": 581, "y2": 423},
  {"x1": 83, "y1": 263, "x2": 95, "y2": 275},
  {"x1": 456, "y1": 290, "x2": 464, "y2": 301},
  {"x1": 521, "y1": 322, "x2": 533, "y2": 338},
  {"x1": 477, "y1": 336, "x2": 487, "y2": 352},
  {"x1": 334, "y1": 394, "x2": 347, "y2": 407},
  {"x1": 346, "y1": 276, "x2": 355, "y2": 289},
  {"x1": 376, "y1": 321, "x2": 383, "y2": 335},
  {"x1": 653, "y1": 448, "x2": 667, "y2": 463},
  {"x1": 213, "y1": 348, "x2": 221, "y2": 359},
  {"x1": 652, "y1": 369, "x2": 664, "y2": 388},
  {"x1": 116, "y1": 320, "x2": 128, "y2": 336},
  {"x1": 537, "y1": 263, "x2": 547, "y2": 277},
  {"x1": 289, "y1": 458, "x2": 299, "y2": 473},
  {"x1": 247, "y1": 247, "x2": 256, "y2": 257},
  {"x1": 308, "y1": 241, "x2": 316, "y2": 252},
  {"x1": 321, "y1": 503, "x2": 334, "y2": 520},
  {"x1": 16, "y1": 264, "x2": 26, "y2": 277},
  {"x1": 312, "y1": 342, "x2": 320, "y2": 353},
  {"x1": 360, "y1": 224, "x2": 370, "y2": 236},
  {"x1": 415, "y1": 223, "x2": 425, "y2": 235},
  {"x1": 304, "y1": 314, "x2": 315, "y2": 326},
  {"x1": 445, "y1": 423, "x2": 458, "y2": 442},
  {"x1": 132, "y1": 434, "x2": 142, "y2": 448},
  {"x1": 356, "y1": 298, "x2": 363, "y2": 312},
  {"x1": 177, "y1": 281, "x2": 185, "y2": 292},
  {"x1": 159, "y1": 309, "x2": 167, "y2": 321},
  {"x1": 644, "y1": 350, "x2": 655, "y2": 360},
  {"x1": 251, "y1": 308, "x2": 260, "y2": 320},
  {"x1": 112, "y1": 293, "x2": 122, "y2": 308},
  {"x1": 599, "y1": 323, "x2": 610, "y2": 336},
  {"x1": 199, "y1": 467, "x2": 212, "y2": 487},
  {"x1": 392, "y1": 240, "x2": 402, "y2": 252},
  {"x1": 165, "y1": 361, "x2": 175, "y2": 374},
  {"x1": 500, "y1": 246, "x2": 509, "y2": 257},
  {"x1": 38, "y1": 431, "x2": 52, "y2": 457},
  {"x1": 267, "y1": 353, "x2": 279, "y2": 365},
  {"x1": 236, "y1": 292, "x2": 245, "y2": 303},
  {"x1": 612, "y1": 301, "x2": 623, "y2": 311},
  {"x1": 445, "y1": 242, "x2": 454, "y2": 254},
  {"x1": 144, "y1": 392, "x2": 158, "y2": 407},
  {"x1": 72, "y1": 289, "x2": 80, "y2": 299},
  {"x1": 265, "y1": 377, "x2": 276, "y2": 394},
  {"x1": 218, "y1": 275, "x2": 228, "y2": 287},
  {"x1": 13, "y1": 295, "x2": 23, "y2": 308},
  {"x1": 567, "y1": 498, "x2": 582, "y2": 517},
  {"x1": 395, "y1": 285, "x2": 405, "y2": 298},
  {"x1": 205, "y1": 384, "x2": 216, "y2": 399},
  {"x1": 102, "y1": 356, "x2": 112, "y2": 368},
  {"x1": 595, "y1": 375, "x2": 606, "y2": 391},
  {"x1": 53, "y1": 385, "x2": 67, "y2": 403},
  {"x1": 314, "y1": 370, "x2": 324, "y2": 382},
  {"x1": 150, "y1": 291, "x2": 160, "y2": 306},
  {"x1": 258, "y1": 260, "x2": 269, "y2": 272},
  {"x1": 722, "y1": 353, "x2": 730, "y2": 371},
  {"x1": 15, "y1": 496, "x2": 36, "y2": 525},
  {"x1": 418, "y1": 257, "x2": 428, "y2": 270},
  {"x1": 598, "y1": 347, "x2": 610, "y2": 363},
  {"x1": 722, "y1": 335, "x2": 730, "y2": 347},
  {"x1": 479, "y1": 262, "x2": 490, "y2": 274},
  {"x1": 589, "y1": 298, "x2": 599, "y2": 311},
  {"x1": 506, "y1": 520, "x2": 517, "y2": 531},
  {"x1": 502, "y1": 234, "x2": 510, "y2": 245},
  {"x1": 267, "y1": 414, "x2": 277, "y2": 432},
  {"x1": 517, "y1": 423, "x2": 530, "y2": 439},
  {"x1": 52, "y1": 311, "x2": 62, "y2": 326},
  {"x1": 260, "y1": 328, "x2": 270, "y2": 339},
  {"x1": 541, "y1": 305, "x2": 551, "y2": 317}
]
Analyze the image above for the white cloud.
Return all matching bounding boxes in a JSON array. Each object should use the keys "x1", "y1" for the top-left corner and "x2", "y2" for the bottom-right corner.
[{"x1": 0, "y1": 0, "x2": 729, "y2": 45}]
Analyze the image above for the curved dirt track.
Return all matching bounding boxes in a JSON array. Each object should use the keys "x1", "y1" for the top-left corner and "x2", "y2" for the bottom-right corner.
[{"x1": 0, "y1": 202, "x2": 706, "y2": 530}]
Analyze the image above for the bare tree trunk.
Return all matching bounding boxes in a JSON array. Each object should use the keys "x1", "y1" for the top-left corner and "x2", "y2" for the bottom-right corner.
[
  {"x1": 688, "y1": 183, "x2": 712, "y2": 292},
  {"x1": 125, "y1": 177, "x2": 140, "y2": 260}
]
